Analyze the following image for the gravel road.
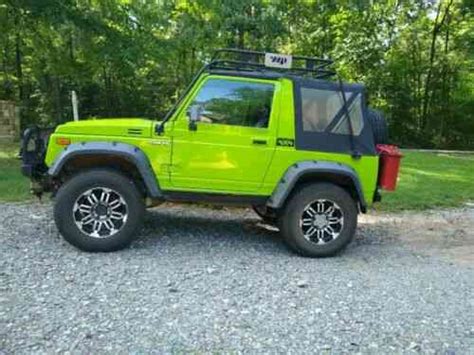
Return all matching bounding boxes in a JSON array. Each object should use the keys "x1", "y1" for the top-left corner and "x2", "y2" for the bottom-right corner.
[{"x1": 1, "y1": 202, "x2": 473, "y2": 353}]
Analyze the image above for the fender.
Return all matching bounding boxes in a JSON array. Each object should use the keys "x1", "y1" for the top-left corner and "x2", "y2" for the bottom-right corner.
[
  {"x1": 48, "y1": 141, "x2": 161, "y2": 197},
  {"x1": 267, "y1": 161, "x2": 367, "y2": 211}
]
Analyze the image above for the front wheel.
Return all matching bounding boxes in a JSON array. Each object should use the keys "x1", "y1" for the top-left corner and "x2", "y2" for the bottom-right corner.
[
  {"x1": 54, "y1": 169, "x2": 145, "y2": 252},
  {"x1": 279, "y1": 183, "x2": 358, "y2": 257}
]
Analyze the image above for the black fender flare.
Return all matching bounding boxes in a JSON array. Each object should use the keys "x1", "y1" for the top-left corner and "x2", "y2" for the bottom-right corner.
[
  {"x1": 48, "y1": 141, "x2": 162, "y2": 197},
  {"x1": 266, "y1": 161, "x2": 367, "y2": 212}
]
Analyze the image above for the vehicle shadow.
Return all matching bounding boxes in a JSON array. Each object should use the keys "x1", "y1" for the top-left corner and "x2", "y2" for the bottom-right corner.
[
  {"x1": 134, "y1": 206, "x2": 290, "y2": 255},
  {"x1": 132, "y1": 205, "x2": 398, "y2": 257}
]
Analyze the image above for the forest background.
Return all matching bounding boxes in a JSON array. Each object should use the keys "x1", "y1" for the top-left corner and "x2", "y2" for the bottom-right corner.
[{"x1": 1, "y1": 0, "x2": 473, "y2": 148}]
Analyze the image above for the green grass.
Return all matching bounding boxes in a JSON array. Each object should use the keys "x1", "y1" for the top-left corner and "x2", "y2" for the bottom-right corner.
[
  {"x1": 0, "y1": 141, "x2": 31, "y2": 202},
  {"x1": 0, "y1": 142, "x2": 473, "y2": 210},
  {"x1": 378, "y1": 151, "x2": 474, "y2": 211}
]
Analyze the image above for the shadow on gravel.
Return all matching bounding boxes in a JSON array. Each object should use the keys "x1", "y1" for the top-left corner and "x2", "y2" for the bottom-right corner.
[
  {"x1": 11, "y1": 202, "x2": 401, "y2": 258},
  {"x1": 134, "y1": 207, "x2": 292, "y2": 256},
  {"x1": 129, "y1": 206, "x2": 399, "y2": 258}
]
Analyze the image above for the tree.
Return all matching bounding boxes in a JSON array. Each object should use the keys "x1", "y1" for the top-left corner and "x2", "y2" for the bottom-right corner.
[{"x1": 0, "y1": 0, "x2": 472, "y2": 148}]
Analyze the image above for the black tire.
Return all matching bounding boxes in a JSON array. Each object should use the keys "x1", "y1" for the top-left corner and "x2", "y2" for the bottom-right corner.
[
  {"x1": 252, "y1": 205, "x2": 277, "y2": 225},
  {"x1": 367, "y1": 109, "x2": 388, "y2": 144},
  {"x1": 279, "y1": 183, "x2": 358, "y2": 257},
  {"x1": 54, "y1": 169, "x2": 145, "y2": 252}
]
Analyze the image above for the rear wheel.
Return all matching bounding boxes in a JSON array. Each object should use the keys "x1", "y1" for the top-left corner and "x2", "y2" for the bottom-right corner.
[
  {"x1": 279, "y1": 183, "x2": 358, "y2": 257},
  {"x1": 54, "y1": 169, "x2": 145, "y2": 252}
]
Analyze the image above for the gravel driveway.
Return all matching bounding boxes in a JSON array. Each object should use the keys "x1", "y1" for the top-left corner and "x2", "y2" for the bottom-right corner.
[{"x1": 1, "y1": 202, "x2": 473, "y2": 353}]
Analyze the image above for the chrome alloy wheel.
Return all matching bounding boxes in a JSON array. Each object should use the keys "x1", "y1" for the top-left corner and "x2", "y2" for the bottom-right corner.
[
  {"x1": 73, "y1": 187, "x2": 128, "y2": 238},
  {"x1": 300, "y1": 199, "x2": 344, "y2": 245}
]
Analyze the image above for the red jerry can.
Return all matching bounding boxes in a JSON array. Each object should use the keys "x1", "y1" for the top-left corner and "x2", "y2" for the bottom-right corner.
[{"x1": 376, "y1": 144, "x2": 403, "y2": 191}]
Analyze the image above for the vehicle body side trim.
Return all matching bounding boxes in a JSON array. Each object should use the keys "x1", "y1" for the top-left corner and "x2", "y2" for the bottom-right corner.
[
  {"x1": 48, "y1": 141, "x2": 162, "y2": 197},
  {"x1": 267, "y1": 160, "x2": 366, "y2": 211}
]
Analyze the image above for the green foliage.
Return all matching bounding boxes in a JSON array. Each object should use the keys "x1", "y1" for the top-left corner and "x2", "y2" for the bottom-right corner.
[{"x1": 0, "y1": 0, "x2": 473, "y2": 148}]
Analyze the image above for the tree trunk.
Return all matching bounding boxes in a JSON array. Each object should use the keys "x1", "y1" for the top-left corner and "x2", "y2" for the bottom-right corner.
[
  {"x1": 69, "y1": 30, "x2": 74, "y2": 61},
  {"x1": 54, "y1": 77, "x2": 62, "y2": 123},
  {"x1": 439, "y1": 10, "x2": 452, "y2": 142},
  {"x1": 14, "y1": 11, "x2": 23, "y2": 102},
  {"x1": 421, "y1": 0, "x2": 454, "y2": 132},
  {"x1": 237, "y1": 28, "x2": 245, "y2": 49},
  {"x1": 103, "y1": 66, "x2": 111, "y2": 116}
]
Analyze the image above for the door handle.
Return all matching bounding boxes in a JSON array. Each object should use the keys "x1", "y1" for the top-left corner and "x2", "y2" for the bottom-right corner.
[{"x1": 252, "y1": 139, "x2": 267, "y2": 145}]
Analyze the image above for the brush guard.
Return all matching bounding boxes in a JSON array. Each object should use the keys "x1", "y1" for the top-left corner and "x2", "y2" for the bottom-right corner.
[{"x1": 19, "y1": 126, "x2": 54, "y2": 197}]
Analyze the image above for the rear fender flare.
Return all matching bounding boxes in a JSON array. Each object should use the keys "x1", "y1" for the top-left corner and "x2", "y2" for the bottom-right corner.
[
  {"x1": 267, "y1": 161, "x2": 366, "y2": 212},
  {"x1": 48, "y1": 141, "x2": 161, "y2": 197}
]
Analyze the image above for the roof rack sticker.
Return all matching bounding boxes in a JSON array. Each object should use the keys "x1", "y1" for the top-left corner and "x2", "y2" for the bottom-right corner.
[{"x1": 264, "y1": 53, "x2": 292, "y2": 69}]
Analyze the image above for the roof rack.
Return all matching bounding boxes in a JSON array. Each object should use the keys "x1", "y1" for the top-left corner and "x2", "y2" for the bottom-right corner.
[{"x1": 208, "y1": 48, "x2": 335, "y2": 79}]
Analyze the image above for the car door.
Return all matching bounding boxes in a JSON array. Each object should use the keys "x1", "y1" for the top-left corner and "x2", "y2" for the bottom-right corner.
[{"x1": 169, "y1": 75, "x2": 279, "y2": 193}]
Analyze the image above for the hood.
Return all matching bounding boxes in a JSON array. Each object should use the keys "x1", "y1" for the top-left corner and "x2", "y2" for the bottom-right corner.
[{"x1": 54, "y1": 118, "x2": 154, "y2": 138}]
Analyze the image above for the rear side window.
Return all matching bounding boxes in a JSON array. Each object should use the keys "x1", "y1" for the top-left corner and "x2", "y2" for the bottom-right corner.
[
  {"x1": 189, "y1": 78, "x2": 274, "y2": 128},
  {"x1": 301, "y1": 89, "x2": 341, "y2": 132},
  {"x1": 331, "y1": 94, "x2": 364, "y2": 135},
  {"x1": 300, "y1": 88, "x2": 364, "y2": 136}
]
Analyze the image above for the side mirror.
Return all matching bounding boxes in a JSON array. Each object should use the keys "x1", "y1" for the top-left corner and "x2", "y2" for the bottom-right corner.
[{"x1": 187, "y1": 104, "x2": 203, "y2": 131}]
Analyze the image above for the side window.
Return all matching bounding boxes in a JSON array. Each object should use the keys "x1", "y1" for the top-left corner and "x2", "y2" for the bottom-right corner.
[
  {"x1": 189, "y1": 78, "x2": 274, "y2": 128},
  {"x1": 300, "y1": 88, "x2": 364, "y2": 136}
]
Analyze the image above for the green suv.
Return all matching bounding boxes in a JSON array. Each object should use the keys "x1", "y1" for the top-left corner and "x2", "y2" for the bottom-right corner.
[{"x1": 20, "y1": 49, "x2": 396, "y2": 257}]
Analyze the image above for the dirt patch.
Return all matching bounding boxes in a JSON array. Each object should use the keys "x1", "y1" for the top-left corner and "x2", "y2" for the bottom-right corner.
[{"x1": 360, "y1": 208, "x2": 474, "y2": 266}]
